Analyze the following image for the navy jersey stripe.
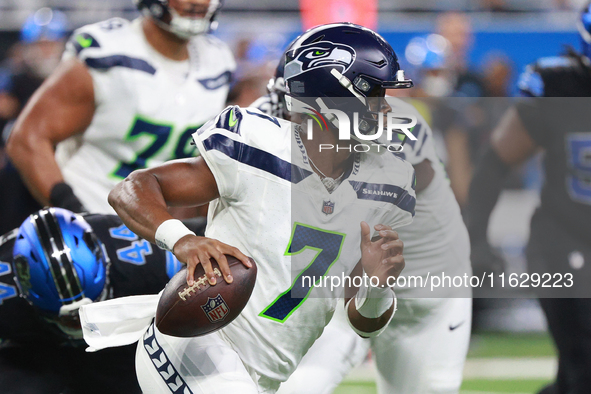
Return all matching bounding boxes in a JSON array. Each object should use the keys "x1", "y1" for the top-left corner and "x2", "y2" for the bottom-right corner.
[
  {"x1": 197, "y1": 70, "x2": 232, "y2": 90},
  {"x1": 202, "y1": 133, "x2": 312, "y2": 183},
  {"x1": 348, "y1": 180, "x2": 416, "y2": 215},
  {"x1": 85, "y1": 55, "x2": 156, "y2": 75}
]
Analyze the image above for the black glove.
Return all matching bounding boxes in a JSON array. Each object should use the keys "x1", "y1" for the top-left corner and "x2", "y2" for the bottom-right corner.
[{"x1": 49, "y1": 182, "x2": 88, "y2": 214}]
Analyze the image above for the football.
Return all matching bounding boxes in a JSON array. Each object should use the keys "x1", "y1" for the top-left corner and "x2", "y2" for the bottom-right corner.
[{"x1": 155, "y1": 255, "x2": 257, "y2": 337}]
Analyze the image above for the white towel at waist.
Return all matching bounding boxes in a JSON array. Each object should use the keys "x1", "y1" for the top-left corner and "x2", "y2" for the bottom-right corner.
[{"x1": 79, "y1": 294, "x2": 160, "y2": 352}]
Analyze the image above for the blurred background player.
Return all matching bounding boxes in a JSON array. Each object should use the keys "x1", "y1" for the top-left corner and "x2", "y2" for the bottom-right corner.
[
  {"x1": 0, "y1": 207, "x2": 204, "y2": 394},
  {"x1": 0, "y1": 8, "x2": 67, "y2": 235},
  {"x1": 402, "y1": 34, "x2": 474, "y2": 208},
  {"x1": 466, "y1": 3, "x2": 591, "y2": 393},
  {"x1": 6, "y1": 0, "x2": 235, "y2": 215},
  {"x1": 435, "y1": 11, "x2": 486, "y2": 98},
  {"x1": 255, "y1": 43, "x2": 472, "y2": 393}
]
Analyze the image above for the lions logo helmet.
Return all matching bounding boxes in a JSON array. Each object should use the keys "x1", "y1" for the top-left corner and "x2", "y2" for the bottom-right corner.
[{"x1": 283, "y1": 23, "x2": 413, "y2": 145}]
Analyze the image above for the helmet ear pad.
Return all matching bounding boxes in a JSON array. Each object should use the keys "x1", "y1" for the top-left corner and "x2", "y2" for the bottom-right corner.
[
  {"x1": 134, "y1": 0, "x2": 171, "y2": 25},
  {"x1": 12, "y1": 208, "x2": 109, "y2": 316}
]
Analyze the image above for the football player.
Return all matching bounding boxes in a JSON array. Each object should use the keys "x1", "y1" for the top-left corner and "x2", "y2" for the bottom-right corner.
[
  {"x1": 466, "y1": 4, "x2": 591, "y2": 394},
  {"x1": 89, "y1": 23, "x2": 417, "y2": 393},
  {"x1": 6, "y1": 0, "x2": 235, "y2": 214},
  {"x1": 0, "y1": 207, "x2": 204, "y2": 393},
  {"x1": 257, "y1": 44, "x2": 471, "y2": 394}
]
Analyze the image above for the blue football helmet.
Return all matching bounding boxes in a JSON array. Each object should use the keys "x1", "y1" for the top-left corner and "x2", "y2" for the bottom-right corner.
[
  {"x1": 134, "y1": 0, "x2": 223, "y2": 39},
  {"x1": 21, "y1": 8, "x2": 68, "y2": 44},
  {"x1": 12, "y1": 208, "x2": 109, "y2": 337},
  {"x1": 283, "y1": 23, "x2": 413, "y2": 144},
  {"x1": 578, "y1": 2, "x2": 591, "y2": 59}
]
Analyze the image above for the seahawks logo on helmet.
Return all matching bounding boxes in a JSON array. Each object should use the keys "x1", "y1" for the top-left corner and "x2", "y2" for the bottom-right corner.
[{"x1": 285, "y1": 41, "x2": 356, "y2": 80}]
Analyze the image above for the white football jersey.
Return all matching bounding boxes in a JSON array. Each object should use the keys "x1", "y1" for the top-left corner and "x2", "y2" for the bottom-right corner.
[
  {"x1": 192, "y1": 106, "x2": 415, "y2": 382},
  {"x1": 56, "y1": 17, "x2": 235, "y2": 213}
]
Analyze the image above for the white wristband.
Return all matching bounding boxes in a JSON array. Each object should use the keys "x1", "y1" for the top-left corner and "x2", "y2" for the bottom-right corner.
[
  {"x1": 345, "y1": 293, "x2": 397, "y2": 338},
  {"x1": 355, "y1": 284, "x2": 395, "y2": 319},
  {"x1": 154, "y1": 219, "x2": 195, "y2": 252}
]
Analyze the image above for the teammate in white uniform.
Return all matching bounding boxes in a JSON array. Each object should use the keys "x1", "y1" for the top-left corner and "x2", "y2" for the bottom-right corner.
[
  {"x1": 256, "y1": 54, "x2": 471, "y2": 393},
  {"x1": 366, "y1": 98, "x2": 472, "y2": 394},
  {"x1": 102, "y1": 23, "x2": 417, "y2": 393},
  {"x1": 7, "y1": 0, "x2": 234, "y2": 214}
]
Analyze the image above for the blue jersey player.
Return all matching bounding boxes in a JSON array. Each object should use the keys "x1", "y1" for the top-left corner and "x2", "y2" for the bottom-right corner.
[
  {"x1": 467, "y1": 3, "x2": 591, "y2": 393},
  {"x1": 0, "y1": 207, "x2": 203, "y2": 394}
]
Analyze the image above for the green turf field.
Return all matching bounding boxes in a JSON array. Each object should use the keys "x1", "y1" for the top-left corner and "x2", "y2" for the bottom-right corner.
[
  {"x1": 333, "y1": 333, "x2": 556, "y2": 394},
  {"x1": 460, "y1": 379, "x2": 550, "y2": 393},
  {"x1": 467, "y1": 333, "x2": 555, "y2": 358},
  {"x1": 334, "y1": 379, "x2": 550, "y2": 394}
]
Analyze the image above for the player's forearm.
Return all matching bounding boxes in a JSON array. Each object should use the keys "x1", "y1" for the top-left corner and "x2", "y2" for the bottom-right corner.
[
  {"x1": 7, "y1": 59, "x2": 95, "y2": 208},
  {"x1": 111, "y1": 157, "x2": 221, "y2": 244},
  {"x1": 467, "y1": 107, "x2": 538, "y2": 243},
  {"x1": 108, "y1": 169, "x2": 175, "y2": 243},
  {"x1": 6, "y1": 131, "x2": 64, "y2": 206}
]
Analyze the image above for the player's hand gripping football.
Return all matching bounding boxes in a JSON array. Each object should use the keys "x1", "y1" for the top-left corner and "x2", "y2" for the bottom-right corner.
[
  {"x1": 173, "y1": 235, "x2": 252, "y2": 286},
  {"x1": 360, "y1": 222, "x2": 405, "y2": 287}
]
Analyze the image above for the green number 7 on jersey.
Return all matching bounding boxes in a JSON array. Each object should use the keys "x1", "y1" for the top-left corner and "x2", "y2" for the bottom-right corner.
[{"x1": 260, "y1": 223, "x2": 345, "y2": 323}]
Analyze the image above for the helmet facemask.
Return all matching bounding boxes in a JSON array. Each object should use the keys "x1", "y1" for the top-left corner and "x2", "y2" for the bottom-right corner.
[
  {"x1": 267, "y1": 76, "x2": 288, "y2": 119},
  {"x1": 135, "y1": 0, "x2": 222, "y2": 39},
  {"x1": 167, "y1": 0, "x2": 220, "y2": 39}
]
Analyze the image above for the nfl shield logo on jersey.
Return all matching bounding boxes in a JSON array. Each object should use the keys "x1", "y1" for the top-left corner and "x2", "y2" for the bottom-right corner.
[
  {"x1": 322, "y1": 200, "x2": 335, "y2": 215},
  {"x1": 201, "y1": 294, "x2": 230, "y2": 323}
]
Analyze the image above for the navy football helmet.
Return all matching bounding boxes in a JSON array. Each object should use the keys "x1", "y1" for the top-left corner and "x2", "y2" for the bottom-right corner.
[
  {"x1": 12, "y1": 208, "x2": 109, "y2": 337},
  {"x1": 134, "y1": 0, "x2": 222, "y2": 38},
  {"x1": 578, "y1": 2, "x2": 591, "y2": 59},
  {"x1": 283, "y1": 23, "x2": 413, "y2": 143}
]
